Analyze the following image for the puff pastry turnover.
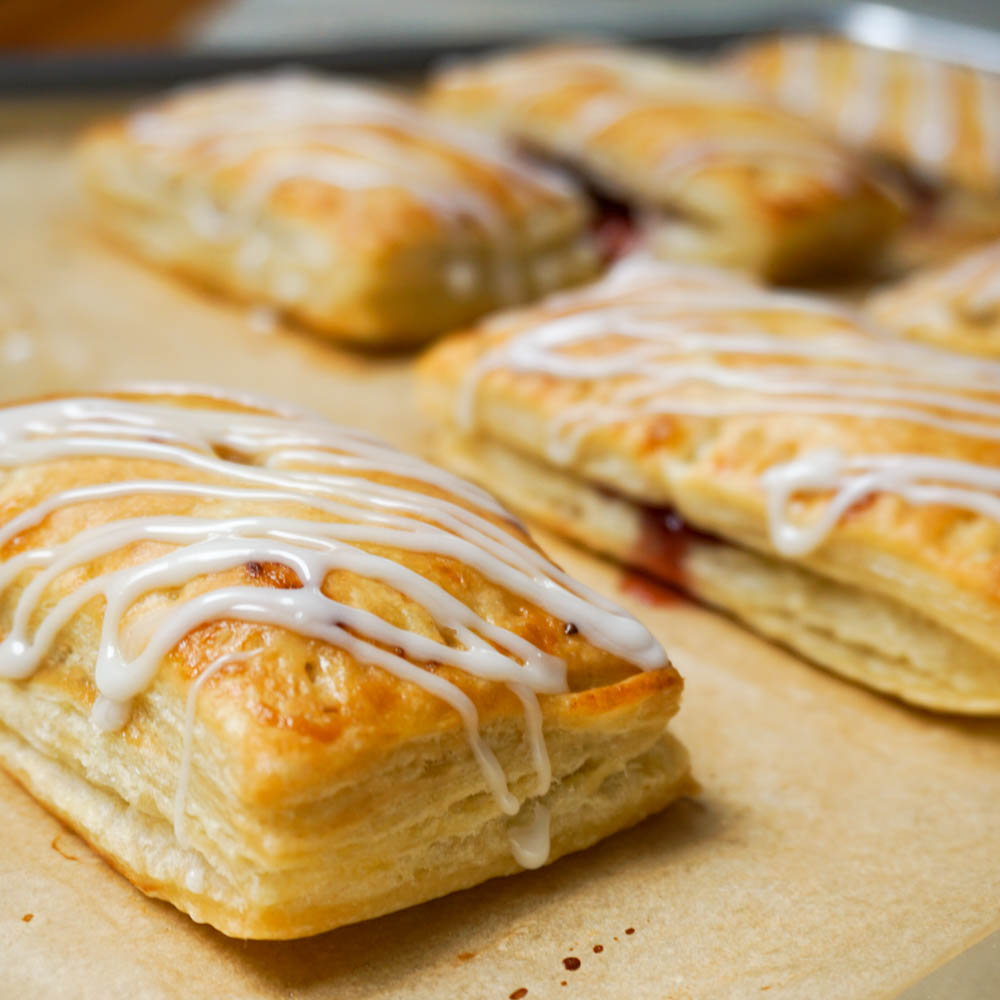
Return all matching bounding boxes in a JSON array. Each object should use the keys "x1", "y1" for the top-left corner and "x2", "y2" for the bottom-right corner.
[
  {"x1": 0, "y1": 386, "x2": 690, "y2": 939},
  {"x1": 869, "y1": 239, "x2": 1000, "y2": 357},
  {"x1": 419, "y1": 255, "x2": 1000, "y2": 713},
  {"x1": 426, "y1": 42, "x2": 902, "y2": 282},
  {"x1": 76, "y1": 74, "x2": 599, "y2": 346},
  {"x1": 727, "y1": 36, "x2": 1000, "y2": 197}
]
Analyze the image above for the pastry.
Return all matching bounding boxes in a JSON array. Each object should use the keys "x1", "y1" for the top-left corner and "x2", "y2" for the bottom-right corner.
[
  {"x1": 76, "y1": 73, "x2": 599, "y2": 346},
  {"x1": 0, "y1": 385, "x2": 690, "y2": 939},
  {"x1": 418, "y1": 255, "x2": 1000, "y2": 713},
  {"x1": 726, "y1": 35, "x2": 1000, "y2": 197},
  {"x1": 869, "y1": 239, "x2": 1000, "y2": 356},
  {"x1": 425, "y1": 42, "x2": 903, "y2": 282}
]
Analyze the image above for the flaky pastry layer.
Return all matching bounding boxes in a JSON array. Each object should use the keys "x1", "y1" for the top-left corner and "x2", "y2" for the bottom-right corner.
[{"x1": 2, "y1": 668, "x2": 689, "y2": 937}]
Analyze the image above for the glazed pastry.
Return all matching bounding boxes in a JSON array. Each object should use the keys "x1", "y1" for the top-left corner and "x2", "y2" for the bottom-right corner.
[
  {"x1": 869, "y1": 239, "x2": 1000, "y2": 356},
  {"x1": 426, "y1": 42, "x2": 903, "y2": 282},
  {"x1": 418, "y1": 255, "x2": 1000, "y2": 714},
  {"x1": 0, "y1": 386, "x2": 690, "y2": 939},
  {"x1": 727, "y1": 35, "x2": 1000, "y2": 196},
  {"x1": 76, "y1": 73, "x2": 599, "y2": 346}
]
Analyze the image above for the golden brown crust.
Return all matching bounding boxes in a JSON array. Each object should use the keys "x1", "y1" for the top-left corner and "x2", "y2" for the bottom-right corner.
[
  {"x1": 0, "y1": 388, "x2": 687, "y2": 937},
  {"x1": 76, "y1": 75, "x2": 599, "y2": 345},
  {"x1": 426, "y1": 42, "x2": 902, "y2": 281}
]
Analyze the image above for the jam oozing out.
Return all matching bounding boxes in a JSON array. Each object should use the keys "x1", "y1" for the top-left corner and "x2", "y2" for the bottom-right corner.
[
  {"x1": 619, "y1": 503, "x2": 722, "y2": 607},
  {"x1": 590, "y1": 195, "x2": 639, "y2": 263},
  {"x1": 634, "y1": 506, "x2": 696, "y2": 588},
  {"x1": 513, "y1": 140, "x2": 639, "y2": 263}
]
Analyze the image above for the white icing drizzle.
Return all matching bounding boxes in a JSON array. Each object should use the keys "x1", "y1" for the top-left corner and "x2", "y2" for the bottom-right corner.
[
  {"x1": 777, "y1": 36, "x2": 820, "y2": 114},
  {"x1": 908, "y1": 57, "x2": 956, "y2": 171},
  {"x1": 507, "y1": 801, "x2": 551, "y2": 869},
  {"x1": 0, "y1": 389, "x2": 665, "y2": 866},
  {"x1": 174, "y1": 648, "x2": 255, "y2": 846},
  {"x1": 246, "y1": 305, "x2": 279, "y2": 334},
  {"x1": 573, "y1": 93, "x2": 646, "y2": 142},
  {"x1": 838, "y1": 45, "x2": 886, "y2": 145},
  {"x1": 972, "y1": 267, "x2": 1000, "y2": 315},
  {"x1": 456, "y1": 256, "x2": 1000, "y2": 564},
  {"x1": 445, "y1": 44, "x2": 749, "y2": 111},
  {"x1": 939, "y1": 244, "x2": 1000, "y2": 316},
  {"x1": 762, "y1": 450, "x2": 1000, "y2": 557},
  {"x1": 184, "y1": 864, "x2": 205, "y2": 894},
  {"x1": 134, "y1": 72, "x2": 573, "y2": 201}
]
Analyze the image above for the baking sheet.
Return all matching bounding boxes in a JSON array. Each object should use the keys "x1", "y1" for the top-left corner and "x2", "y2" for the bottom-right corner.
[{"x1": 3, "y1": 100, "x2": 1000, "y2": 1000}]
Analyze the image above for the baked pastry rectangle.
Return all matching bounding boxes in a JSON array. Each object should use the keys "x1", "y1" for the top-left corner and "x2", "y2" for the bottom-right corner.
[
  {"x1": 76, "y1": 74, "x2": 599, "y2": 346},
  {"x1": 418, "y1": 256, "x2": 1000, "y2": 713},
  {"x1": 0, "y1": 387, "x2": 689, "y2": 939},
  {"x1": 425, "y1": 42, "x2": 903, "y2": 282}
]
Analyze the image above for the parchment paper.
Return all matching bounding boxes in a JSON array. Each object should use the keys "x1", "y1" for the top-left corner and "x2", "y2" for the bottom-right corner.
[{"x1": 1, "y1": 101, "x2": 999, "y2": 1000}]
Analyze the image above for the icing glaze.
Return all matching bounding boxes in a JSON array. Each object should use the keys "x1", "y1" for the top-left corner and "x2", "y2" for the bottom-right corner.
[
  {"x1": 837, "y1": 46, "x2": 886, "y2": 145},
  {"x1": 762, "y1": 450, "x2": 1000, "y2": 556},
  {"x1": 174, "y1": 648, "x2": 255, "y2": 846},
  {"x1": 908, "y1": 58, "x2": 956, "y2": 171},
  {"x1": 977, "y1": 72, "x2": 1000, "y2": 174},
  {"x1": 0, "y1": 389, "x2": 665, "y2": 865},
  {"x1": 507, "y1": 801, "x2": 552, "y2": 869},
  {"x1": 655, "y1": 135, "x2": 856, "y2": 193}
]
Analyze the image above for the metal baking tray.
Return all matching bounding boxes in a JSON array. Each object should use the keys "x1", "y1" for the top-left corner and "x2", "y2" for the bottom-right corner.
[{"x1": 1, "y1": 2, "x2": 999, "y2": 96}]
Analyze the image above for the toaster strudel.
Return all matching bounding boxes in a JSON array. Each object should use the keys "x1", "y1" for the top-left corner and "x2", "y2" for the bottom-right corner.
[
  {"x1": 77, "y1": 74, "x2": 599, "y2": 346},
  {"x1": 419, "y1": 256, "x2": 1000, "y2": 713},
  {"x1": 0, "y1": 386, "x2": 690, "y2": 938},
  {"x1": 426, "y1": 42, "x2": 903, "y2": 282}
]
